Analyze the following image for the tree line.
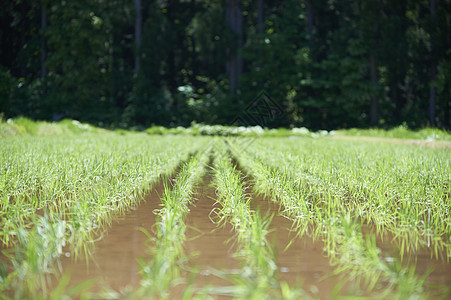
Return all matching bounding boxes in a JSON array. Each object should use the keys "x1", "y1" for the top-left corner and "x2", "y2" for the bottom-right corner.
[{"x1": 0, "y1": 0, "x2": 450, "y2": 130}]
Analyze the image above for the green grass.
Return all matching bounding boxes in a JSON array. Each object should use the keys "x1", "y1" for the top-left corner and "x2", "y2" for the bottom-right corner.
[
  {"x1": 3, "y1": 117, "x2": 449, "y2": 141},
  {"x1": 335, "y1": 125, "x2": 451, "y2": 141},
  {"x1": 0, "y1": 117, "x2": 107, "y2": 137}
]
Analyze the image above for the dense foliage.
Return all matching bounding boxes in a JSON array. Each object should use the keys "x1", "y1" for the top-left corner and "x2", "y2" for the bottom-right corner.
[{"x1": 0, "y1": 0, "x2": 450, "y2": 130}]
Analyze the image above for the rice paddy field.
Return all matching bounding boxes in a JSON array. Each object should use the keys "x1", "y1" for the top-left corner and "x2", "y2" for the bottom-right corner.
[{"x1": 1, "y1": 122, "x2": 450, "y2": 299}]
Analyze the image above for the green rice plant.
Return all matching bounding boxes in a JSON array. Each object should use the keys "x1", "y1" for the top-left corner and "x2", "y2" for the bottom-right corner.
[
  {"x1": 135, "y1": 149, "x2": 209, "y2": 299},
  {"x1": 1, "y1": 214, "x2": 69, "y2": 298},
  {"x1": 228, "y1": 137, "x2": 450, "y2": 299},
  {"x1": 0, "y1": 134, "x2": 210, "y2": 298},
  {"x1": 210, "y1": 142, "x2": 307, "y2": 299},
  {"x1": 1, "y1": 130, "x2": 448, "y2": 299},
  {"x1": 231, "y1": 137, "x2": 450, "y2": 258},
  {"x1": 320, "y1": 214, "x2": 434, "y2": 299}
]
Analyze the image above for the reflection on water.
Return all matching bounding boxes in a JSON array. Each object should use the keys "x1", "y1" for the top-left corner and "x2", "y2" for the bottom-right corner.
[
  {"x1": 56, "y1": 174, "x2": 241, "y2": 297},
  {"x1": 250, "y1": 192, "x2": 339, "y2": 299},
  {"x1": 362, "y1": 225, "x2": 451, "y2": 287},
  {"x1": 169, "y1": 176, "x2": 240, "y2": 299},
  {"x1": 184, "y1": 180, "x2": 239, "y2": 283},
  {"x1": 251, "y1": 191, "x2": 451, "y2": 298},
  {"x1": 51, "y1": 175, "x2": 450, "y2": 298}
]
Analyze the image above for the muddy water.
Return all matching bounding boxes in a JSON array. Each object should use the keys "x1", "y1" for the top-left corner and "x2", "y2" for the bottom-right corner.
[
  {"x1": 21, "y1": 163, "x2": 450, "y2": 299},
  {"x1": 251, "y1": 193, "x2": 451, "y2": 298},
  {"x1": 182, "y1": 176, "x2": 341, "y2": 299},
  {"x1": 362, "y1": 226, "x2": 451, "y2": 288},
  {"x1": 184, "y1": 179, "x2": 239, "y2": 280},
  {"x1": 166, "y1": 174, "x2": 240, "y2": 299},
  {"x1": 180, "y1": 173, "x2": 340, "y2": 299},
  {"x1": 55, "y1": 181, "x2": 164, "y2": 292},
  {"x1": 54, "y1": 172, "x2": 240, "y2": 297},
  {"x1": 249, "y1": 192, "x2": 341, "y2": 299}
]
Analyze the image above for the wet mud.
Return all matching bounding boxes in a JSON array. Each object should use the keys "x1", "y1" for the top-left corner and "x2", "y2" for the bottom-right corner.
[
  {"x1": 250, "y1": 191, "x2": 340, "y2": 299},
  {"x1": 362, "y1": 225, "x2": 451, "y2": 288},
  {"x1": 184, "y1": 179, "x2": 239, "y2": 284},
  {"x1": 54, "y1": 180, "x2": 164, "y2": 293},
  {"x1": 331, "y1": 135, "x2": 451, "y2": 149},
  {"x1": 168, "y1": 174, "x2": 240, "y2": 299},
  {"x1": 53, "y1": 170, "x2": 240, "y2": 298},
  {"x1": 250, "y1": 191, "x2": 451, "y2": 298}
]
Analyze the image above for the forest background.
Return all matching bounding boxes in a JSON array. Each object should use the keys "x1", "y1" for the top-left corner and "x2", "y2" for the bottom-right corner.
[{"x1": 1, "y1": 0, "x2": 450, "y2": 131}]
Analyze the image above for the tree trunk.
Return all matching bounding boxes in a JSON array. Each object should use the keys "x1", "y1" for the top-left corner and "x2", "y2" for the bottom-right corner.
[
  {"x1": 190, "y1": 0, "x2": 197, "y2": 82},
  {"x1": 257, "y1": 0, "x2": 263, "y2": 34},
  {"x1": 41, "y1": 4, "x2": 47, "y2": 78},
  {"x1": 134, "y1": 0, "x2": 142, "y2": 75},
  {"x1": 429, "y1": 0, "x2": 436, "y2": 126},
  {"x1": 429, "y1": 68, "x2": 436, "y2": 126},
  {"x1": 306, "y1": 1, "x2": 313, "y2": 45},
  {"x1": 445, "y1": 94, "x2": 450, "y2": 130},
  {"x1": 166, "y1": 0, "x2": 179, "y2": 110},
  {"x1": 20, "y1": 2, "x2": 26, "y2": 78},
  {"x1": 226, "y1": 0, "x2": 243, "y2": 92},
  {"x1": 369, "y1": 52, "x2": 379, "y2": 125}
]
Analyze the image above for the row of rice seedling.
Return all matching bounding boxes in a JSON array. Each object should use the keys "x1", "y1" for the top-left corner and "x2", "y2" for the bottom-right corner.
[
  {"x1": 228, "y1": 137, "x2": 450, "y2": 298},
  {"x1": 210, "y1": 142, "x2": 307, "y2": 300},
  {"x1": 233, "y1": 138, "x2": 450, "y2": 256},
  {"x1": 135, "y1": 149, "x2": 209, "y2": 299},
  {"x1": 2, "y1": 133, "x2": 448, "y2": 298},
  {"x1": 0, "y1": 134, "x2": 209, "y2": 298}
]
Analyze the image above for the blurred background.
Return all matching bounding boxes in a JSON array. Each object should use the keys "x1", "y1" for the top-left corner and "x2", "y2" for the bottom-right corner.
[{"x1": 0, "y1": 0, "x2": 450, "y2": 130}]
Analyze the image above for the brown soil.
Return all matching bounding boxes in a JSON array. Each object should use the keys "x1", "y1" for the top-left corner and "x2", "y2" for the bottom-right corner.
[
  {"x1": 331, "y1": 135, "x2": 451, "y2": 149},
  {"x1": 184, "y1": 179, "x2": 239, "y2": 280}
]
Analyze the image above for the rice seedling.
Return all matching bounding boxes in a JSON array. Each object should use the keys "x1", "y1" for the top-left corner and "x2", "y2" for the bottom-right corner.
[
  {"x1": 1, "y1": 126, "x2": 449, "y2": 299},
  {"x1": 0, "y1": 134, "x2": 210, "y2": 298},
  {"x1": 228, "y1": 137, "x2": 450, "y2": 298},
  {"x1": 232, "y1": 137, "x2": 450, "y2": 255},
  {"x1": 134, "y1": 149, "x2": 209, "y2": 299},
  {"x1": 209, "y1": 142, "x2": 307, "y2": 299}
]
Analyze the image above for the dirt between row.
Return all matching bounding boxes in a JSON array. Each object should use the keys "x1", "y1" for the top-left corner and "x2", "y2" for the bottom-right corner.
[
  {"x1": 330, "y1": 135, "x2": 451, "y2": 149},
  {"x1": 53, "y1": 179, "x2": 165, "y2": 293},
  {"x1": 177, "y1": 169, "x2": 342, "y2": 299},
  {"x1": 45, "y1": 165, "x2": 342, "y2": 299}
]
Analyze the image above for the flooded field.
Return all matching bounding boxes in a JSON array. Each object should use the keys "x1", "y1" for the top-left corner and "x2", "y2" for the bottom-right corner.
[
  {"x1": 54, "y1": 181, "x2": 165, "y2": 292},
  {"x1": 5, "y1": 171, "x2": 451, "y2": 299},
  {"x1": 183, "y1": 177, "x2": 240, "y2": 288},
  {"x1": 250, "y1": 192, "x2": 337, "y2": 295},
  {"x1": 46, "y1": 170, "x2": 345, "y2": 298},
  {"x1": 362, "y1": 225, "x2": 451, "y2": 287},
  {"x1": 1, "y1": 135, "x2": 450, "y2": 299}
]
